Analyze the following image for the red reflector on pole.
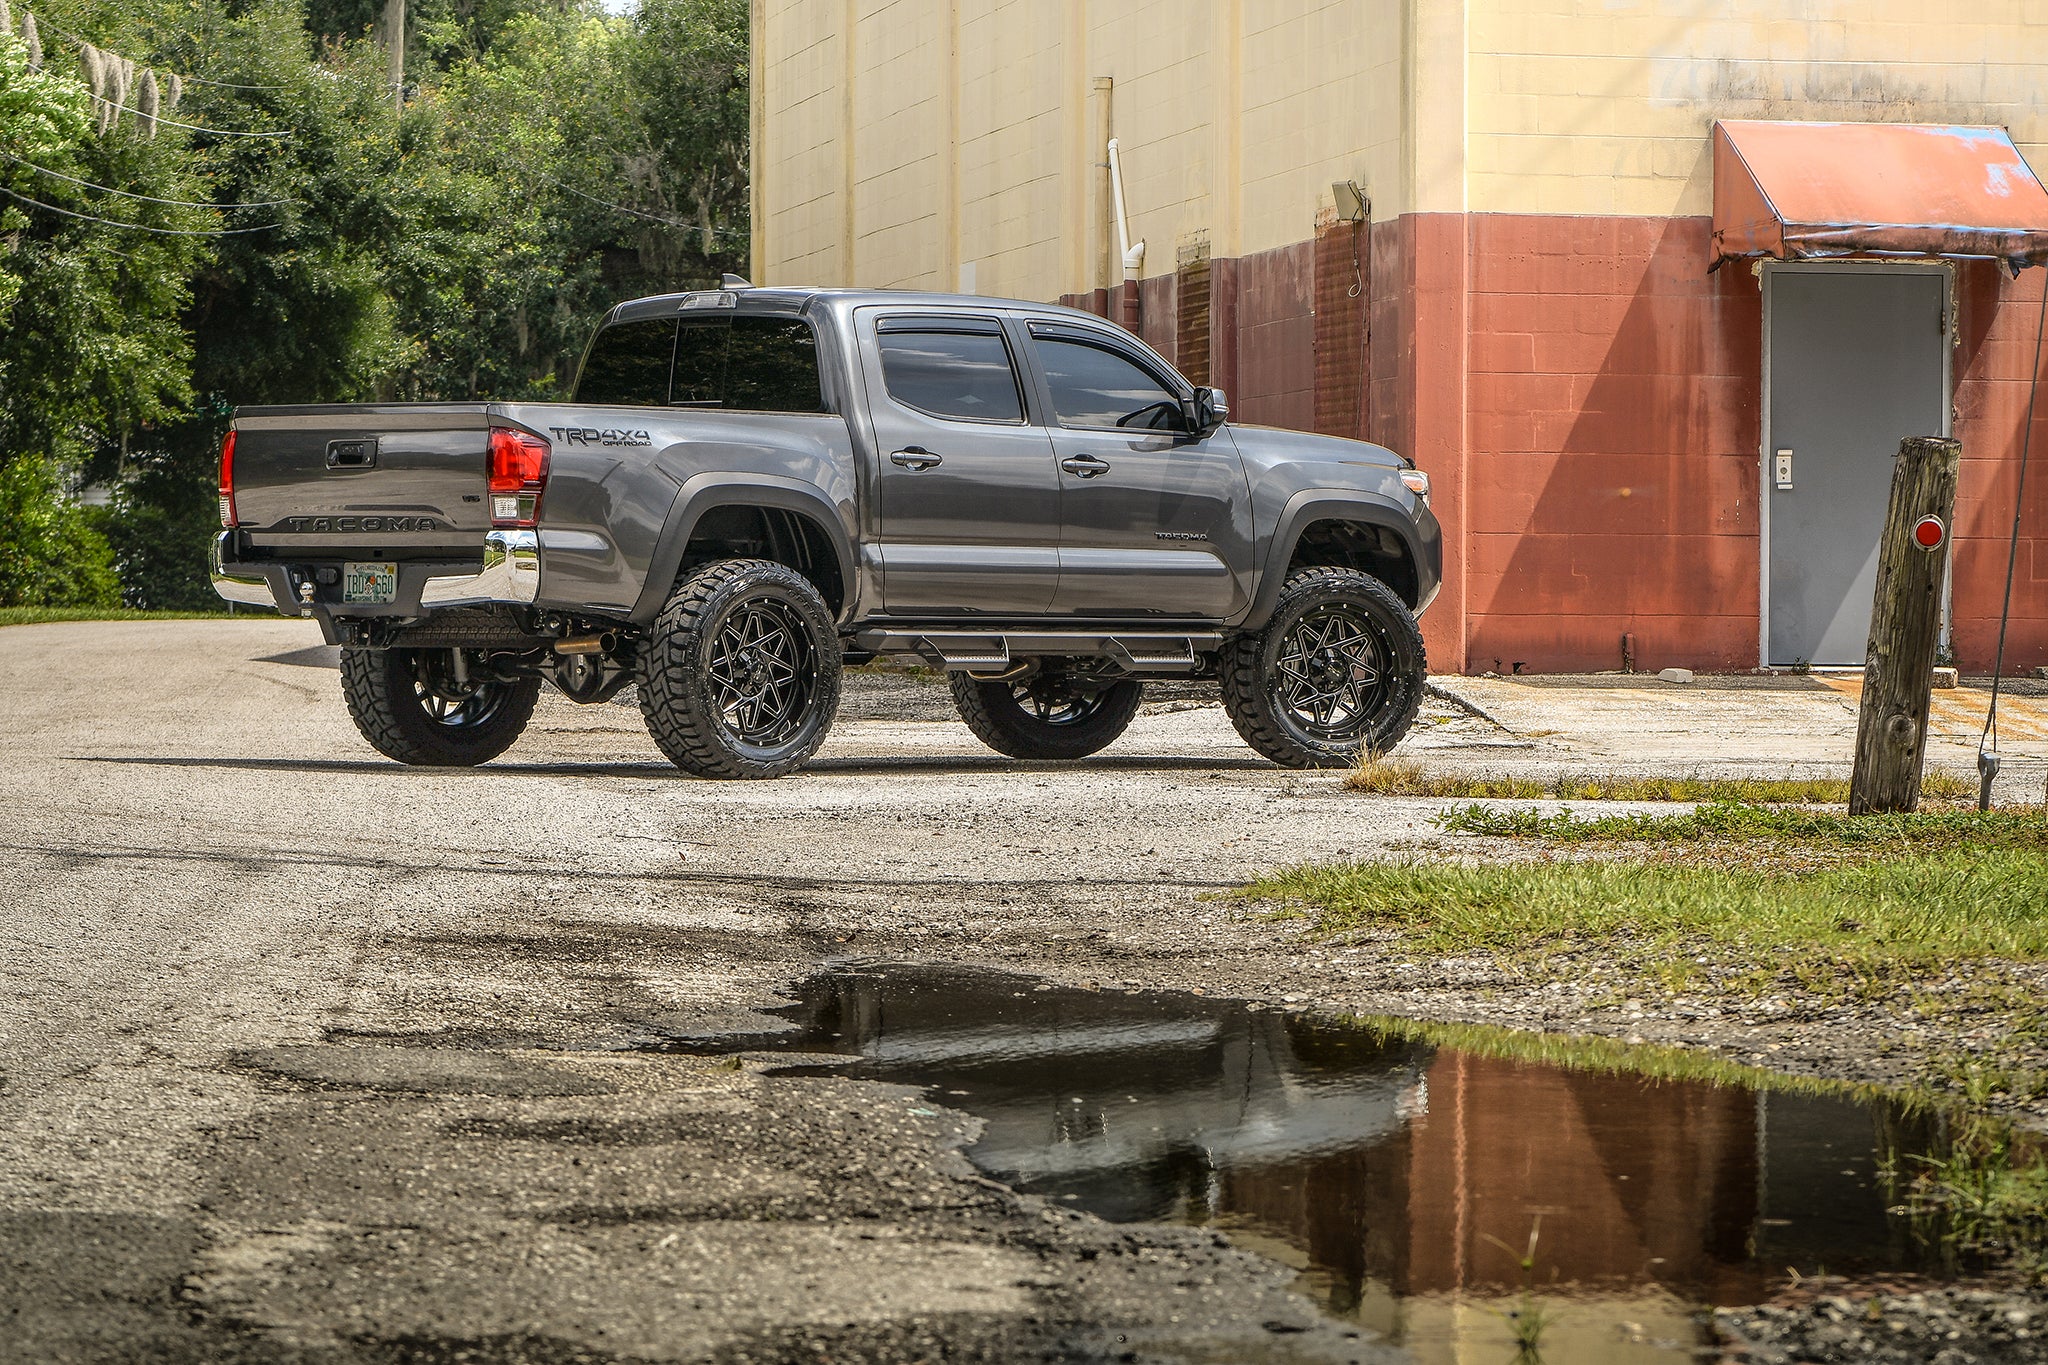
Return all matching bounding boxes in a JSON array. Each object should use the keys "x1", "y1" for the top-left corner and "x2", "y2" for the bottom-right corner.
[{"x1": 1913, "y1": 514, "x2": 1946, "y2": 550}]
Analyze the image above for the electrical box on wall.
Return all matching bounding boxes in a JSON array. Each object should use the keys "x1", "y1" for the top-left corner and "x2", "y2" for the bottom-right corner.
[{"x1": 1774, "y1": 449, "x2": 1794, "y2": 490}]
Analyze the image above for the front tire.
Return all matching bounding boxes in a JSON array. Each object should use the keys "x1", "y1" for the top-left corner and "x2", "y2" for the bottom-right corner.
[
  {"x1": 340, "y1": 647, "x2": 541, "y2": 766},
  {"x1": 949, "y1": 664, "x2": 1143, "y2": 760},
  {"x1": 637, "y1": 558, "x2": 842, "y2": 779},
  {"x1": 1220, "y1": 567, "x2": 1426, "y2": 767}
]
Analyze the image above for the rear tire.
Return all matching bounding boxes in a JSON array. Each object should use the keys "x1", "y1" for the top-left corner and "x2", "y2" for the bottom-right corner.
[
  {"x1": 1220, "y1": 567, "x2": 1426, "y2": 767},
  {"x1": 949, "y1": 664, "x2": 1143, "y2": 760},
  {"x1": 637, "y1": 558, "x2": 842, "y2": 779},
  {"x1": 340, "y1": 647, "x2": 541, "y2": 766}
]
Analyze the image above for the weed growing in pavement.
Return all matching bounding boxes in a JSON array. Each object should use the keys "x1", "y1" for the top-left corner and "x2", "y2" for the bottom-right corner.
[
  {"x1": 1345, "y1": 756, "x2": 1976, "y2": 804},
  {"x1": 1488, "y1": 1219, "x2": 1553, "y2": 1362}
]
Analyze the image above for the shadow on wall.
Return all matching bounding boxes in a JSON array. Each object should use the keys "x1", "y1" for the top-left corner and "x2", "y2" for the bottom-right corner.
[{"x1": 1467, "y1": 215, "x2": 1762, "y2": 674}]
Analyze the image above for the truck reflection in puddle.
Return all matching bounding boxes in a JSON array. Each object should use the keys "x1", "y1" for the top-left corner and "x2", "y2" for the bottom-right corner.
[{"x1": 680, "y1": 963, "x2": 1949, "y2": 1364}]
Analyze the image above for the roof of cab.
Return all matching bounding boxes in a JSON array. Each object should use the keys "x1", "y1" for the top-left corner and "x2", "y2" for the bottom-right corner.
[{"x1": 605, "y1": 286, "x2": 1117, "y2": 329}]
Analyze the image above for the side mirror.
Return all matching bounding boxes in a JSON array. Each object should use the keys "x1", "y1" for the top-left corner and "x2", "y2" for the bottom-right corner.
[{"x1": 1192, "y1": 386, "x2": 1229, "y2": 434}]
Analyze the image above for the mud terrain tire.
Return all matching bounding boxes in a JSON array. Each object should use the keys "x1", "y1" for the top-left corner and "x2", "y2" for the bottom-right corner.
[
  {"x1": 1220, "y1": 567, "x2": 1426, "y2": 767},
  {"x1": 638, "y1": 558, "x2": 842, "y2": 779},
  {"x1": 949, "y1": 666, "x2": 1143, "y2": 760},
  {"x1": 340, "y1": 646, "x2": 541, "y2": 766}
]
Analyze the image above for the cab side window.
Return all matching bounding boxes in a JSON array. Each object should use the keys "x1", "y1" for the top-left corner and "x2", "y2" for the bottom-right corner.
[
  {"x1": 877, "y1": 321, "x2": 1025, "y2": 424},
  {"x1": 1033, "y1": 336, "x2": 1188, "y2": 433}
]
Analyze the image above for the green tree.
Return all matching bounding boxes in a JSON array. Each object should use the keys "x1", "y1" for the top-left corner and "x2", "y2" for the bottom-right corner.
[
  {"x1": 0, "y1": 0, "x2": 756, "y2": 609},
  {"x1": 0, "y1": 454, "x2": 117, "y2": 607}
]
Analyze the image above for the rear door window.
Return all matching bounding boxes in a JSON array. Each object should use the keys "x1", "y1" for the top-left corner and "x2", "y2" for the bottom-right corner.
[
  {"x1": 671, "y1": 316, "x2": 825, "y2": 412},
  {"x1": 876, "y1": 319, "x2": 1025, "y2": 423},
  {"x1": 574, "y1": 318, "x2": 677, "y2": 406}
]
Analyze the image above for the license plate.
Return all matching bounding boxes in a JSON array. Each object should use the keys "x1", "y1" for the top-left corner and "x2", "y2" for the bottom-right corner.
[{"x1": 343, "y1": 561, "x2": 398, "y2": 604}]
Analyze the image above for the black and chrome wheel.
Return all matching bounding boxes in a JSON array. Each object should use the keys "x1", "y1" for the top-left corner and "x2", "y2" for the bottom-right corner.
[
  {"x1": 949, "y1": 662, "x2": 1143, "y2": 760},
  {"x1": 1220, "y1": 567, "x2": 1425, "y2": 767},
  {"x1": 340, "y1": 646, "x2": 542, "y2": 766},
  {"x1": 638, "y1": 558, "x2": 842, "y2": 778}
]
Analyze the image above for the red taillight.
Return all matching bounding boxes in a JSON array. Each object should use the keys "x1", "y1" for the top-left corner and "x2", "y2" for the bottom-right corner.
[
  {"x1": 218, "y1": 429, "x2": 238, "y2": 527},
  {"x1": 487, "y1": 428, "x2": 549, "y2": 528}
]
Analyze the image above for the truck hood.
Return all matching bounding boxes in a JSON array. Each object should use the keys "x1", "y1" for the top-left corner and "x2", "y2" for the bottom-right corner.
[{"x1": 1229, "y1": 423, "x2": 1408, "y2": 478}]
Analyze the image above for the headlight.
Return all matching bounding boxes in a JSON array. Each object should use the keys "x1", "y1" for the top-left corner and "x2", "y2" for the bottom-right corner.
[{"x1": 1399, "y1": 467, "x2": 1431, "y2": 506}]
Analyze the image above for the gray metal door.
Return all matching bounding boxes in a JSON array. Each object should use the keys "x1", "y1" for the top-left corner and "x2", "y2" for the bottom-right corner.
[
  {"x1": 858, "y1": 312, "x2": 1061, "y2": 617},
  {"x1": 1025, "y1": 327, "x2": 1251, "y2": 620},
  {"x1": 1766, "y1": 266, "x2": 1948, "y2": 666}
]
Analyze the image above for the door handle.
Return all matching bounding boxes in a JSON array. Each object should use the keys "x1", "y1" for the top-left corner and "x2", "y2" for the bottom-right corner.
[
  {"x1": 890, "y1": 447, "x2": 942, "y2": 470},
  {"x1": 1061, "y1": 454, "x2": 1111, "y2": 479}
]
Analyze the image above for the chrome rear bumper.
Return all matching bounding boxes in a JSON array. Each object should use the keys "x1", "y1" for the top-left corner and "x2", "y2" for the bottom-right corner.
[
  {"x1": 211, "y1": 530, "x2": 540, "y2": 614},
  {"x1": 422, "y1": 531, "x2": 539, "y2": 607}
]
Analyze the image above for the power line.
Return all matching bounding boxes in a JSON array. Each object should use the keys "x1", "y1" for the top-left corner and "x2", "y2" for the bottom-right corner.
[
  {"x1": 0, "y1": 150, "x2": 296, "y2": 209},
  {"x1": 0, "y1": 185, "x2": 282, "y2": 234},
  {"x1": 157, "y1": 70, "x2": 292, "y2": 92},
  {"x1": 97, "y1": 97, "x2": 292, "y2": 139},
  {"x1": 535, "y1": 170, "x2": 746, "y2": 239}
]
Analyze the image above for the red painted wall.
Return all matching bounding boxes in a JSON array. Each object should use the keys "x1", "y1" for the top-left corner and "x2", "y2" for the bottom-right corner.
[
  {"x1": 1231, "y1": 242, "x2": 1315, "y2": 430},
  {"x1": 1951, "y1": 263, "x2": 2048, "y2": 674},
  {"x1": 1460, "y1": 215, "x2": 1762, "y2": 674},
  {"x1": 1063, "y1": 212, "x2": 2048, "y2": 673}
]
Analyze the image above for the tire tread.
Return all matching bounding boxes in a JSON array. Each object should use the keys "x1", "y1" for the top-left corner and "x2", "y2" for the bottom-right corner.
[
  {"x1": 339, "y1": 647, "x2": 539, "y2": 766},
  {"x1": 637, "y1": 558, "x2": 840, "y2": 779},
  {"x1": 948, "y1": 670, "x2": 1143, "y2": 760},
  {"x1": 1219, "y1": 567, "x2": 1426, "y2": 768}
]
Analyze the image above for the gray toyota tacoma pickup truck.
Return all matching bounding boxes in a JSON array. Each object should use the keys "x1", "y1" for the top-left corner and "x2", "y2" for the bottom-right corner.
[{"x1": 213, "y1": 283, "x2": 1441, "y2": 778}]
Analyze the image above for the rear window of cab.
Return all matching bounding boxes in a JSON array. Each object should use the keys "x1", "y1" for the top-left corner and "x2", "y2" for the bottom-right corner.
[{"x1": 574, "y1": 315, "x2": 825, "y2": 412}]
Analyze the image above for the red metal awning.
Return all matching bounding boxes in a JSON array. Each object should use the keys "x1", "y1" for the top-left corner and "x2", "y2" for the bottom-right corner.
[{"x1": 1711, "y1": 120, "x2": 2048, "y2": 271}]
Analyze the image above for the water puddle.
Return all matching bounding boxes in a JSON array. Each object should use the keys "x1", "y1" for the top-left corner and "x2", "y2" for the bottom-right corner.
[{"x1": 681, "y1": 963, "x2": 1968, "y2": 1364}]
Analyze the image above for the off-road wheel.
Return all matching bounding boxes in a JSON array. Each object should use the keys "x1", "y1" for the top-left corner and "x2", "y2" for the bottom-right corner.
[
  {"x1": 638, "y1": 558, "x2": 842, "y2": 779},
  {"x1": 1220, "y1": 567, "x2": 1426, "y2": 767},
  {"x1": 340, "y1": 646, "x2": 541, "y2": 766},
  {"x1": 949, "y1": 663, "x2": 1143, "y2": 760}
]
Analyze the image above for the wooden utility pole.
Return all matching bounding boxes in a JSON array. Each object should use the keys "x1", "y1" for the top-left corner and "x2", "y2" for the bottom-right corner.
[
  {"x1": 1849, "y1": 436, "x2": 1961, "y2": 814},
  {"x1": 379, "y1": 0, "x2": 404, "y2": 110}
]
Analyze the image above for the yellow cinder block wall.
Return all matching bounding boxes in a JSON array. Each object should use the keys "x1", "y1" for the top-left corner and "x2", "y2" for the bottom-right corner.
[{"x1": 754, "y1": 0, "x2": 2048, "y2": 297}]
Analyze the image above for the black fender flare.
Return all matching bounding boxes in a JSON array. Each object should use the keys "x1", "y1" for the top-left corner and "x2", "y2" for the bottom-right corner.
[
  {"x1": 630, "y1": 473, "x2": 857, "y2": 625},
  {"x1": 1238, "y1": 490, "x2": 1438, "y2": 633}
]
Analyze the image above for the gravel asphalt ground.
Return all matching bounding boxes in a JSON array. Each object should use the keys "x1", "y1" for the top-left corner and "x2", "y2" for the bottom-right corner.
[{"x1": 4, "y1": 619, "x2": 2046, "y2": 1363}]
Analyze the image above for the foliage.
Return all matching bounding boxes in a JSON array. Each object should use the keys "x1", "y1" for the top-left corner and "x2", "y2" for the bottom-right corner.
[
  {"x1": 0, "y1": 454, "x2": 118, "y2": 607},
  {"x1": 0, "y1": 0, "x2": 748, "y2": 607}
]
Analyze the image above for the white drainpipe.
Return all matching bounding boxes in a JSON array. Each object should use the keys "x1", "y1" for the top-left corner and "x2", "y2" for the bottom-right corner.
[{"x1": 1107, "y1": 137, "x2": 1145, "y2": 330}]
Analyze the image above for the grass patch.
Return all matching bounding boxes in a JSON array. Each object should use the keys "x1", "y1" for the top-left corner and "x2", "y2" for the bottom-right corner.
[
  {"x1": 1438, "y1": 801, "x2": 2048, "y2": 852},
  {"x1": 1252, "y1": 843, "x2": 2048, "y2": 965},
  {"x1": 1346, "y1": 754, "x2": 1975, "y2": 803},
  {"x1": 0, "y1": 606, "x2": 235, "y2": 628},
  {"x1": 1362, "y1": 1011, "x2": 1865, "y2": 1100}
]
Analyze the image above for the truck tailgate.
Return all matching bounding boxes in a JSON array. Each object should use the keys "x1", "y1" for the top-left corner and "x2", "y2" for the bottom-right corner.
[{"x1": 232, "y1": 404, "x2": 495, "y2": 547}]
